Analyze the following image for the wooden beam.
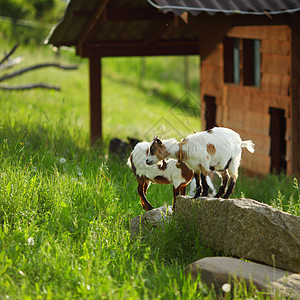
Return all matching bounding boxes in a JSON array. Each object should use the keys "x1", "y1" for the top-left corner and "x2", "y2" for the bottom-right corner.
[
  {"x1": 77, "y1": 40, "x2": 200, "y2": 57},
  {"x1": 89, "y1": 57, "x2": 102, "y2": 144},
  {"x1": 73, "y1": 8, "x2": 173, "y2": 21},
  {"x1": 103, "y1": 8, "x2": 173, "y2": 21},
  {"x1": 227, "y1": 25, "x2": 290, "y2": 41},
  {"x1": 77, "y1": 0, "x2": 109, "y2": 45},
  {"x1": 143, "y1": 21, "x2": 170, "y2": 45}
]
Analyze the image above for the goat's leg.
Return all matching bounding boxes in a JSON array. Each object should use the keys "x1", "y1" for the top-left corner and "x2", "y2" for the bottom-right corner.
[
  {"x1": 200, "y1": 173, "x2": 209, "y2": 196},
  {"x1": 171, "y1": 184, "x2": 188, "y2": 211},
  {"x1": 223, "y1": 177, "x2": 236, "y2": 199},
  {"x1": 172, "y1": 186, "x2": 180, "y2": 211},
  {"x1": 137, "y1": 177, "x2": 153, "y2": 211},
  {"x1": 143, "y1": 179, "x2": 150, "y2": 195},
  {"x1": 215, "y1": 170, "x2": 229, "y2": 198},
  {"x1": 179, "y1": 184, "x2": 187, "y2": 195},
  {"x1": 193, "y1": 172, "x2": 202, "y2": 199}
]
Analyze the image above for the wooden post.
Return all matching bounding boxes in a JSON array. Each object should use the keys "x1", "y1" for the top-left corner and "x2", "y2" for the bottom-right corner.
[
  {"x1": 291, "y1": 15, "x2": 300, "y2": 175},
  {"x1": 89, "y1": 57, "x2": 102, "y2": 145}
]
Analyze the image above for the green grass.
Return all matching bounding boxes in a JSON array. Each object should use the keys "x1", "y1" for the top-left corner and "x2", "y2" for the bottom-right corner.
[{"x1": 0, "y1": 39, "x2": 299, "y2": 299}]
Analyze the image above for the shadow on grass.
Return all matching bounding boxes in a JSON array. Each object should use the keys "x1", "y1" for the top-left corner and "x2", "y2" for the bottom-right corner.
[
  {"x1": 105, "y1": 73, "x2": 200, "y2": 117},
  {"x1": 0, "y1": 118, "x2": 106, "y2": 172}
]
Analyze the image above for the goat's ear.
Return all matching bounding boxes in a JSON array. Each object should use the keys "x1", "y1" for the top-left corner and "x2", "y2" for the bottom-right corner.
[{"x1": 156, "y1": 138, "x2": 163, "y2": 147}]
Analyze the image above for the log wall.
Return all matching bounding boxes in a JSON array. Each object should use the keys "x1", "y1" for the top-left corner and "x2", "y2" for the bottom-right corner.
[{"x1": 201, "y1": 25, "x2": 293, "y2": 175}]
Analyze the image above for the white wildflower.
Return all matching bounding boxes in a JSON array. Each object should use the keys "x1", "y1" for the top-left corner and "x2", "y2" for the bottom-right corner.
[
  {"x1": 59, "y1": 157, "x2": 66, "y2": 164},
  {"x1": 28, "y1": 237, "x2": 35, "y2": 246},
  {"x1": 222, "y1": 283, "x2": 231, "y2": 293}
]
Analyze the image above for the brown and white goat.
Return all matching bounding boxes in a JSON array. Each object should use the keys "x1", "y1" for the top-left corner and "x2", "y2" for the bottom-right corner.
[
  {"x1": 146, "y1": 127, "x2": 255, "y2": 199},
  {"x1": 127, "y1": 141, "x2": 194, "y2": 211}
]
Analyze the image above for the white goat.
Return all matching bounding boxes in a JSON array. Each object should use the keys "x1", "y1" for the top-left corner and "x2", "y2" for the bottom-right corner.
[
  {"x1": 127, "y1": 141, "x2": 194, "y2": 211},
  {"x1": 145, "y1": 127, "x2": 255, "y2": 199}
]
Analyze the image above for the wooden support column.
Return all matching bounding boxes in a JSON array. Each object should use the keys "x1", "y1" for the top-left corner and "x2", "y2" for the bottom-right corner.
[
  {"x1": 89, "y1": 57, "x2": 102, "y2": 144},
  {"x1": 291, "y1": 15, "x2": 300, "y2": 175}
]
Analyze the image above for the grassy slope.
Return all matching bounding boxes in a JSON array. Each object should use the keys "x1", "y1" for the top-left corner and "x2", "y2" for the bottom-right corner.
[{"x1": 0, "y1": 40, "x2": 299, "y2": 299}]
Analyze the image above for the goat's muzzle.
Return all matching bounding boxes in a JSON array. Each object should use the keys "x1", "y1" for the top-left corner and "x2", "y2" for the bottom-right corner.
[{"x1": 146, "y1": 159, "x2": 153, "y2": 165}]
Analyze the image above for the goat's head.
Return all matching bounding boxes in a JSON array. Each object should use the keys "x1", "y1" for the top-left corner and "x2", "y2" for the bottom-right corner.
[{"x1": 146, "y1": 136, "x2": 169, "y2": 165}]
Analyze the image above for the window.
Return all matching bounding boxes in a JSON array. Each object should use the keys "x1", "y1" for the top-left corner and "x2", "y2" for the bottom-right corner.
[
  {"x1": 223, "y1": 37, "x2": 260, "y2": 87},
  {"x1": 243, "y1": 39, "x2": 261, "y2": 87},
  {"x1": 223, "y1": 38, "x2": 240, "y2": 84}
]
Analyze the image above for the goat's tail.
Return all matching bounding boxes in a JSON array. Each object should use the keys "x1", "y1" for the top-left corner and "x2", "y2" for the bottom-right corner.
[{"x1": 241, "y1": 140, "x2": 255, "y2": 153}]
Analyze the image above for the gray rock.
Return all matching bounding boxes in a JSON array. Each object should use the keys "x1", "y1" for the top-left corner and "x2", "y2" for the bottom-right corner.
[
  {"x1": 175, "y1": 196, "x2": 300, "y2": 273},
  {"x1": 186, "y1": 256, "x2": 300, "y2": 299},
  {"x1": 130, "y1": 205, "x2": 172, "y2": 239}
]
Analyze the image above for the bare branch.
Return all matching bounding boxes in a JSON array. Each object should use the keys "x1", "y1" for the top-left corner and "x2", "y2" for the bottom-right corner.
[
  {"x1": 0, "y1": 62, "x2": 78, "y2": 82},
  {"x1": 0, "y1": 83, "x2": 60, "y2": 91},
  {"x1": 0, "y1": 56, "x2": 23, "y2": 72},
  {"x1": 0, "y1": 44, "x2": 19, "y2": 66}
]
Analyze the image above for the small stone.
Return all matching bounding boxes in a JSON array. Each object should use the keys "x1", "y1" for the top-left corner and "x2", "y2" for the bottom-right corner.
[
  {"x1": 186, "y1": 257, "x2": 300, "y2": 298},
  {"x1": 130, "y1": 206, "x2": 172, "y2": 239}
]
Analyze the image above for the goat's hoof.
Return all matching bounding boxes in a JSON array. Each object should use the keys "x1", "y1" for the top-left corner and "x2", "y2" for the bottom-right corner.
[{"x1": 145, "y1": 205, "x2": 154, "y2": 211}]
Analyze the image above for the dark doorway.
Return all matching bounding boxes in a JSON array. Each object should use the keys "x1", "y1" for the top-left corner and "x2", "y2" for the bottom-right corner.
[
  {"x1": 269, "y1": 107, "x2": 287, "y2": 173},
  {"x1": 204, "y1": 95, "x2": 217, "y2": 130}
]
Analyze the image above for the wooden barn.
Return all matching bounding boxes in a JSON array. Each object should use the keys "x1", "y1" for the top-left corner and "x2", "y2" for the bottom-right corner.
[{"x1": 46, "y1": 0, "x2": 300, "y2": 175}]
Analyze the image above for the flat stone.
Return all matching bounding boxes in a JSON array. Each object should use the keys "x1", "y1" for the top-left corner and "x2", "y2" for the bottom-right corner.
[
  {"x1": 175, "y1": 196, "x2": 300, "y2": 273},
  {"x1": 130, "y1": 205, "x2": 172, "y2": 239},
  {"x1": 186, "y1": 257, "x2": 300, "y2": 299}
]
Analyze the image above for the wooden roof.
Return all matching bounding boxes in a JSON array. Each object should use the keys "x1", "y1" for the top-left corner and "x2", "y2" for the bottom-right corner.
[
  {"x1": 46, "y1": 0, "x2": 300, "y2": 58},
  {"x1": 46, "y1": 0, "x2": 201, "y2": 57}
]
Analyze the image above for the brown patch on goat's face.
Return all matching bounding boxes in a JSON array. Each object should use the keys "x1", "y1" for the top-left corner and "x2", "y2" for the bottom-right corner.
[
  {"x1": 157, "y1": 159, "x2": 168, "y2": 171},
  {"x1": 154, "y1": 144, "x2": 169, "y2": 161},
  {"x1": 146, "y1": 148, "x2": 149, "y2": 156},
  {"x1": 154, "y1": 175, "x2": 171, "y2": 185},
  {"x1": 207, "y1": 144, "x2": 216, "y2": 156},
  {"x1": 207, "y1": 155, "x2": 209, "y2": 160},
  {"x1": 180, "y1": 163, "x2": 194, "y2": 183},
  {"x1": 149, "y1": 138, "x2": 169, "y2": 161},
  {"x1": 198, "y1": 164, "x2": 209, "y2": 176}
]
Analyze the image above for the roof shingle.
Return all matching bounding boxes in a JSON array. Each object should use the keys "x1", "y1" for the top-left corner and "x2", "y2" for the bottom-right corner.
[{"x1": 148, "y1": 0, "x2": 300, "y2": 16}]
